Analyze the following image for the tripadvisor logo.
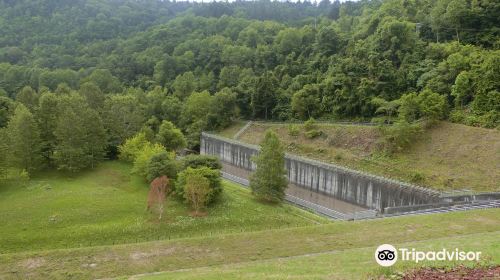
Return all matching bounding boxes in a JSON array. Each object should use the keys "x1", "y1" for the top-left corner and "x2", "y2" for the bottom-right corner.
[
  {"x1": 375, "y1": 244, "x2": 481, "y2": 267},
  {"x1": 375, "y1": 244, "x2": 397, "y2": 267}
]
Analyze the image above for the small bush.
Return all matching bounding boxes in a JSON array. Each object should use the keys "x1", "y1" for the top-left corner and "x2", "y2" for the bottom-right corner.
[
  {"x1": 378, "y1": 121, "x2": 423, "y2": 154},
  {"x1": 305, "y1": 129, "x2": 323, "y2": 139},
  {"x1": 304, "y1": 118, "x2": 318, "y2": 131},
  {"x1": 287, "y1": 124, "x2": 300, "y2": 136},
  {"x1": 18, "y1": 169, "x2": 30, "y2": 187},
  {"x1": 334, "y1": 153, "x2": 343, "y2": 161},
  {"x1": 182, "y1": 155, "x2": 222, "y2": 170},
  {"x1": 409, "y1": 172, "x2": 425, "y2": 184},
  {"x1": 303, "y1": 118, "x2": 323, "y2": 139},
  {"x1": 476, "y1": 110, "x2": 499, "y2": 128},
  {"x1": 449, "y1": 109, "x2": 499, "y2": 128},
  {"x1": 449, "y1": 109, "x2": 467, "y2": 124},
  {"x1": 132, "y1": 143, "x2": 167, "y2": 178},
  {"x1": 176, "y1": 167, "x2": 222, "y2": 204},
  {"x1": 146, "y1": 152, "x2": 179, "y2": 183}
]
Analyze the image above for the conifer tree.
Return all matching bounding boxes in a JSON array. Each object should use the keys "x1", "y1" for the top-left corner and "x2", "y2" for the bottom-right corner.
[{"x1": 250, "y1": 130, "x2": 288, "y2": 202}]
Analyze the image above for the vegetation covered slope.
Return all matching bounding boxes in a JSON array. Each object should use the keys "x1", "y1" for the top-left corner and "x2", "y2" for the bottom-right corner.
[
  {"x1": 0, "y1": 0, "x2": 499, "y2": 146},
  {"x1": 1, "y1": 0, "x2": 499, "y2": 182},
  {"x1": 140, "y1": 231, "x2": 500, "y2": 279},
  {"x1": 0, "y1": 162, "x2": 327, "y2": 253},
  {"x1": 227, "y1": 121, "x2": 500, "y2": 192},
  {"x1": 1, "y1": 208, "x2": 498, "y2": 279}
]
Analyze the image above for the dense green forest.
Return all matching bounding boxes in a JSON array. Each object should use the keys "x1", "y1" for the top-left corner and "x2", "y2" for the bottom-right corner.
[{"x1": 0, "y1": 0, "x2": 499, "y2": 175}]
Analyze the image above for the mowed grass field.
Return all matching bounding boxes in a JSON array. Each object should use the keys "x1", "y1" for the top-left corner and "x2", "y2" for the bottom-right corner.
[
  {"x1": 227, "y1": 121, "x2": 500, "y2": 192},
  {"x1": 1, "y1": 162, "x2": 499, "y2": 279},
  {"x1": 0, "y1": 209, "x2": 498, "y2": 279},
  {"x1": 0, "y1": 161, "x2": 327, "y2": 253},
  {"x1": 141, "y1": 231, "x2": 500, "y2": 280}
]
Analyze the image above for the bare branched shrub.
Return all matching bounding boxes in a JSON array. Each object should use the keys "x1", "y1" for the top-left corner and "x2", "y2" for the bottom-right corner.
[{"x1": 147, "y1": 176, "x2": 170, "y2": 220}]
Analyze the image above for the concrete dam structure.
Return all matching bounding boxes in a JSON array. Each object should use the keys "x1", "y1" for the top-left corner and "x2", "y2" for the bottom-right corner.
[{"x1": 201, "y1": 132, "x2": 441, "y2": 213}]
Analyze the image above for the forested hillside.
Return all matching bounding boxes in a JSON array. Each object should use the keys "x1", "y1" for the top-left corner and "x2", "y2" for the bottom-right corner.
[{"x1": 0, "y1": 0, "x2": 499, "y2": 175}]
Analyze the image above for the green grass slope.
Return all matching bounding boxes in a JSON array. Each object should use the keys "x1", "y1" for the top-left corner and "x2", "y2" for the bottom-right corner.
[
  {"x1": 142, "y1": 231, "x2": 500, "y2": 280},
  {"x1": 1, "y1": 209, "x2": 498, "y2": 279},
  {"x1": 0, "y1": 161, "x2": 327, "y2": 253},
  {"x1": 224, "y1": 121, "x2": 500, "y2": 192}
]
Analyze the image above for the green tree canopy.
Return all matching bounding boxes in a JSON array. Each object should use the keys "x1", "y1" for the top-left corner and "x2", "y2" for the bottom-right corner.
[
  {"x1": 6, "y1": 105, "x2": 42, "y2": 172},
  {"x1": 250, "y1": 130, "x2": 288, "y2": 202},
  {"x1": 155, "y1": 120, "x2": 187, "y2": 151}
]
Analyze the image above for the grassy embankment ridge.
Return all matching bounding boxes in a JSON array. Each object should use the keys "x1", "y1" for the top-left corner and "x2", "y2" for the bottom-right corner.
[
  {"x1": 139, "y1": 230, "x2": 500, "y2": 280},
  {"x1": 0, "y1": 161, "x2": 327, "y2": 254},
  {"x1": 0, "y1": 209, "x2": 498, "y2": 279},
  {"x1": 220, "y1": 121, "x2": 500, "y2": 192},
  {"x1": 1, "y1": 157, "x2": 498, "y2": 279}
]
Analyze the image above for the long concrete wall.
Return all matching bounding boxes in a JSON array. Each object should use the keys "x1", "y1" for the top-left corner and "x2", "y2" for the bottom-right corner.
[{"x1": 201, "y1": 132, "x2": 441, "y2": 212}]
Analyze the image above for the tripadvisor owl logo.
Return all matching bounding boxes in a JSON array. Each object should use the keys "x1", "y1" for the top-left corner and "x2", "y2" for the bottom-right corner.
[
  {"x1": 375, "y1": 244, "x2": 398, "y2": 267},
  {"x1": 375, "y1": 244, "x2": 482, "y2": 267}
]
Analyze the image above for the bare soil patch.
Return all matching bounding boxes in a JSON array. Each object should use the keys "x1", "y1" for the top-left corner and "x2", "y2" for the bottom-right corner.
[{"x1": 21, "y1": 257, "x2": 45, "y2": 270}]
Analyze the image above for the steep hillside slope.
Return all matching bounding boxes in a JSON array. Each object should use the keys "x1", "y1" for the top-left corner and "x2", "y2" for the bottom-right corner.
[{"x1": 222, "y1": 121, "x2": 500, "y2": 192}]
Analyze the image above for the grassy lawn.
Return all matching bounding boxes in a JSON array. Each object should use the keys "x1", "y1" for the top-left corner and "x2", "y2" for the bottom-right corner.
[
  {"x1": 221, "y1": 121, "x2": 500, "y2": 192},
  {"x1": 1, "y1": 209, "x2": 498, "y2": 279},
  {"x1": 141, "y1": 231, "x2": 500, "y2": 280},
  {"x1": 216, "y1": 120, "x2": 248, "y2": 138},
  {"x1": 1, "y1": 161, "x2": 498, "y2": 279},
  {"x1": 0, "y1": 161, "x2": 327, "y2": 253}
]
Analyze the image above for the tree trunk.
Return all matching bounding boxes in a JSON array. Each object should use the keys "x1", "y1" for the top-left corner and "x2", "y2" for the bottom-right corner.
[{"x1": 158, "y1": 203, "x2": 163, "y2": 220}]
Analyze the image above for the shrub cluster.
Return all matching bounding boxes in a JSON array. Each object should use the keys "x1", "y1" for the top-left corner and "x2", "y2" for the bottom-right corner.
[
  {"x1": 176, "y1": 166, "x2": 222, "y2": 205},
  {"x1": 304, "y1": 118, "x2": 323, "y2": 139},
  {"x1": 119, "y1": 132, "x2": 223, "y2": 214}
]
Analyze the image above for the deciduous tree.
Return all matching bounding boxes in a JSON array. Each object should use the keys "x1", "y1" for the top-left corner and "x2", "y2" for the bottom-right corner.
[
  {"x1": 53, "y1": 108, "x2": 87, "y2": 172},
  {"x1": 103, "y1": 94, "x2": 145, "y2": 148},
  {"x1": 82, "y1": 108, "x2": 108, "y2": 168},
  {"x1": 155, "y1": 120, "x2": 187, "y2": 151},
  {"x1": 147, "y1": 176, "x2": 170, "y2": 220},
  {"x1": 183, "y1": 173, "x2": 211, "y2": 215},
  {"x1": 118, "y1": 132, "x2": 149, "y2": 162},
  {"x1": 0, "y1": 96, "x2": 15, "y2": 128},
  {"x1": 132, "y1": 143, "x2": 167, "y2": 179},
  {"x1": 176, "y1": 167, "x2": 222, "y2": 203},
  {"x1": 79, "y1": 82, "x2": 105, "y2": 110},
  {"x1": 146, "y1": 152, "x2": 178, "y2": 183},
  {"x1": 291, "y1": 84, "x2": 321, "y2": 120},
  {"x1": 15, "y1": 86, "x2": 38, "y2": 111},
  {"x1": 36, "y1": 92, "x2": 59, "y2": 165},
  {"x1": 6, "y1": 105, "x2": 42, "y2": 172}
]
